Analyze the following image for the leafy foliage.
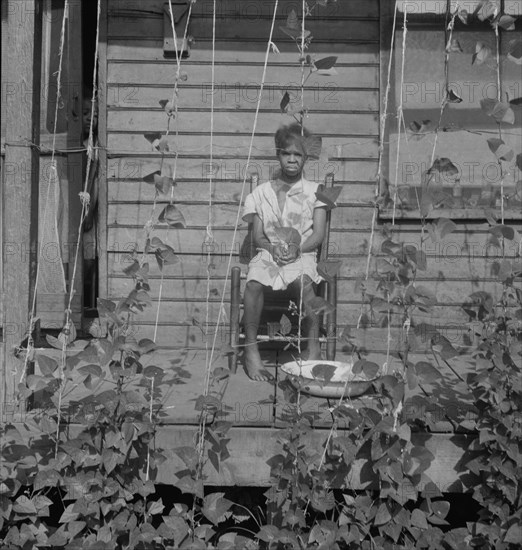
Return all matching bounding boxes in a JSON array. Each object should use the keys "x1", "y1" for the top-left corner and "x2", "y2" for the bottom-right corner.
[{"x1": 2, "y1": 2, "x2": 521, "y2": 549}]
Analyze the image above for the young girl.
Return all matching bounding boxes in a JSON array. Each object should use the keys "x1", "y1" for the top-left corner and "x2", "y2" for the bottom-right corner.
[{"x1": 241, "y1": 123, "x2": 327, "y2": 381}]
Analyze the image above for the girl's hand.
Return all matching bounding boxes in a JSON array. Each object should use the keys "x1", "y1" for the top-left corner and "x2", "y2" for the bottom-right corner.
[
  {"x1": 272, "y1": 244, "x2": 287, "y2": 265},
  {"x1": 276, "y1": 243, "x2": 300, "y2": 265}
]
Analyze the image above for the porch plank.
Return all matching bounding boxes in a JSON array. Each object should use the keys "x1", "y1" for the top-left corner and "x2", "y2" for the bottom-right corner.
[{"x1": 154, "y1": 425, "x2": 474, "y2": 489}]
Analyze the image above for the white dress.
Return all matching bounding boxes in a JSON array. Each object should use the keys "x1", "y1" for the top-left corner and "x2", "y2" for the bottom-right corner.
[{"x1": 242, "y1": 178, "x2": 326, "y2": 290}]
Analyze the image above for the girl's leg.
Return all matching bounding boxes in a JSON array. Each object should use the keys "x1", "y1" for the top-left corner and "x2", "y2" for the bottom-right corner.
[
  {"x1": 243, "y1": 280, "x2": 273, "y2": 381},
  {"x1": 289, "y1": 275, "x2": 322, "y2": 360}
]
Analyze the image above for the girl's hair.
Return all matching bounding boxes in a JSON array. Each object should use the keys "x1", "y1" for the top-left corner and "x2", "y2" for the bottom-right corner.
[{"x1": 274, "y1": 122, "x2": 311, "y2": 154}]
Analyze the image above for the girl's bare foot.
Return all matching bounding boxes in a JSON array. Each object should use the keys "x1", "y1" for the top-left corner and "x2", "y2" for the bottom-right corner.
[{"x1": 243, "y1": 347, "x2": 274, "y2": 382}]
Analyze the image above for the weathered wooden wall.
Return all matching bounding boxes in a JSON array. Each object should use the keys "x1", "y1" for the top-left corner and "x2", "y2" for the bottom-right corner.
[{"x1": 104, "y1": 0, "x2": 521, "y2": 355}]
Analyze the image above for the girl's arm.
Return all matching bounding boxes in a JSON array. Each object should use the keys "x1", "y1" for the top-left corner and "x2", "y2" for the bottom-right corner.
[{"x1": 300, "y1": 207, "x2": 327, "y2": 254}]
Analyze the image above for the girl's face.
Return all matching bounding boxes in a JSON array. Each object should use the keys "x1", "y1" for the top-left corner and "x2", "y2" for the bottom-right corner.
[{"x1": 277, "y1": 140, "x2": 306, "y2": 179}]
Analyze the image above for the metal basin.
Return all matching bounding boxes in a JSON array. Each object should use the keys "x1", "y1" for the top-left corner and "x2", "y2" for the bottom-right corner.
[{"x1": 281, "y1": 360, "x2": 377, "y2": 398}]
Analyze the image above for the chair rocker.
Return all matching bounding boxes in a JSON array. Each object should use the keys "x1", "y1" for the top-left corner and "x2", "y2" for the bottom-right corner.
[{"x1": 228, "y1": 173, "x2": 341, "y2": 373}]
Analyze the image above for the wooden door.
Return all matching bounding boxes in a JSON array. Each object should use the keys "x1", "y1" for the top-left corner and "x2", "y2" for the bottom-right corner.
[{"x1": 36, "y1": 0, "x2": 84, "y2": 329}]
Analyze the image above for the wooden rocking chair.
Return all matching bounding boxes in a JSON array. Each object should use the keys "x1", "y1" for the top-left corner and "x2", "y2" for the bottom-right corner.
[{"x1": 228, "y1": 173, "x2": 340, "y2": 373}]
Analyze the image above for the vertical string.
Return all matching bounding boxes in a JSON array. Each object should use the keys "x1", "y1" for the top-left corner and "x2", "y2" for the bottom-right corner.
[
  {"x1": 364, "y1": 1, "x2": 399, "y2": 282},
  {"x1": 493, "y1": 8, "x2": 505, "y2": 226},
  {"x1": 197, "y1": 0, "x2": 218, "y2": 480},
  {"x1": 21, "y1": 0, "x2": 70, "y2": 388},
  {"x1": 391, "y1": 8, "x2": 408, "y2": 225},
  {"x1": 153, "y1": 0, "x2": 195, "y2": 341},
  {"x1": 203, "y1": 0, "x2": 217, "y2": 395},
  {"x1": 207, "y1": 0, "x2": 281, "y2": 370}
]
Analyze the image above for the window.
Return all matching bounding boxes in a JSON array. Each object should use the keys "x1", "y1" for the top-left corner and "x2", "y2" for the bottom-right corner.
[{"x1": 381, "y1": 0, "x2": 522, "y2": 219}]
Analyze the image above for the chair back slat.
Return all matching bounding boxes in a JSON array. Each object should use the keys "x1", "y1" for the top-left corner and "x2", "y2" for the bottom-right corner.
[{"x1": 318, "y1": 172, "x2": 334, "y2": 264}]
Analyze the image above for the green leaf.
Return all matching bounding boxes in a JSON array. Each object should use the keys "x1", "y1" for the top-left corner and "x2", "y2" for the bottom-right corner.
[
  {"x1": 155, "y1": 245, "x2": 180, "y2": 269},
  {"x1": 195, "y1": 394, "x2": 221, "y2": 412},
  {"x1": 481, "y1": 100, "x2": 515, "y2": 125},
  {"x1": 102, "y1": 449, "x2": 120, "y2": 474},
  {"x1": 174, "y1": 446, "x2": 198, "y2": 469},
  {"x1": 159, "y1": 99, "x2": 175, "y2": 116},
  {"x1": 477, "y1": 0, "x2": 498, "y2": 21},
  {"x1": 446, "y1": 39, "x2": 463, "y2": 53},
  {"x1": 274, "y1": 226, "x2": 301, "y2": 246},
  {"x1": 39, "y1": 415, "x2": 58, "y2": 434},
  {"x1": 77, "y1": 364, "x2": 103, "y2": 378},
  {"x1": 45, "y1": 334, "x2": 64, "y2": 350},
  {"x1": 487, "y1": 138, "x2": 514, "y2": 161},
  {"x1": 59, "y1": 503, "x2": 79, "y2": 524},
  {"x1": 458, "y1": 9, "x2": 469, "y2": 24},
  {"x1": 212, "y1": 367, "x2": 230, "y2": 380},
  {"x1": 309, "y1": 296, "x2": 335, "y2": 315},
  {"x1": 280, "y1": 90, "x2": 290, "y2": 113},
  {"x1": 143, "y1": 170, "x2": 175, "y2": 194},
  {"x1": 311, "y1": 363, "x2": 337, "y2": 384},
  {"x1": 472, "y1": 41, "x2": 492, "y2": 65},
  {"x1": 13, "y1": 496, "x2": 37, "y2": 515},
  {"x1": 143, "y1": 365, "x2": 164, "y2": 379},
  {"x1": 317, "y1": 260, "x2": 342, "y2": 282},
  {"x1": 406, "y1": 365, "x2": 418, "y2": 390},
  {"x1": 508, "y1": 41, "x2": 522, "y2": 64},
  {"x1": 36, "y1": 354, "x2": 58, "y2": 376},
  {"x1": 285, "y1": 9, "x2": 299, "y2": 30},
  {"x1": 279, "y1": 314, "x2": 292, "y2": 335},
  {"x1": 176, "y1": 475, "x2": 204, "y2": 498},
  {"x1": 415, "y1": 361, "x2": 440, "y2": 384},
  {"x1": 314, "y1": 56, "x2": 337, "y2": 70},
  {"x1": 303, "y1": 135, "x2": 322, "y2": 159},
  {"x1": 315, "y1": 186, "x2": 342, "y2": 209},
  {"x1": 489, "y1": 224, "x2": 515, "y2": 240},
  {"x1": 436, "y1": 217, "x2": 457, "y2": 238},
  {"x1": 411, "y1": 508, "x2": 429, "y2": 529},
  {"x1": 202, "y1": 493, "x2": 233, "y2": 525},
  {"x1": 147, "y1": 499, "x2": 165, "y2": 515},
  {"x1": 159, "y1": 204, "x2": 186, "y2": 227},
  {"x1": 144, "y1": 132, "x2": 162, "y2": 144},
  {"x1": 431, "y1": 500, "x2": 450, "y2": 520},
  {"x1": 279, "y1": 10, "x2": 311, "y2": 40},
  {"x1": 413, "y1": 249, "x2": 427, "y2": 271},
  {"x1": 257, "y1": 525, "x2": 280, "y2": 543},
  {"x1": 374, "y1": 503, "x2": 392, "y2": 526},
  {"x1": 505, "y1": 523, "x2": 522, "y2": 543},
  {"x1": 496, "y1": 14, "x2": 516, "y2": 30},
  {"x1": 138, "y1": 338, "x2": 157, "y2": 353},
  {"x1": 157, "y1": 136, "x2": 169, "y2": 152},
  {"x1": 429, "y1": 158, "x2": 459, "y2": 180},
  {"x1": 446, "y1": 88, "x2": 463, "y2": 103},
  {"x1": 408, "y1": 119, "x2": 434, "y2": 138}
]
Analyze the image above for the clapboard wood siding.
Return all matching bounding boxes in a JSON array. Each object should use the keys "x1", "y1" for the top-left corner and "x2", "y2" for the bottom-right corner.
[
  {"x1": 108, "y1": 17, "x2": 378, "y2": 41},
  {"x1": 106, "y1": 157, "x2": 378, "y2": 184},
  {"x1": 108, "y1": 40, "x2": 380, "y2": 63},
  {"x1": 107, "y1": 62, "x2": 379, "y2": 89},
  {"x1": 107, "y1": 87, "x2": 379, "y2": 111},
  {"x1": 104, "y1": 0, "x2": 521, "y2": 355},
  {"x1": 107, "y1": 135, "x2": 380, "y2": 158},
  {"x1": 108, "y1": 0, "x2": 379, "y2": 19},
  {"x1": 107, "y1": 252, "x2": 518, "y2": 281}
]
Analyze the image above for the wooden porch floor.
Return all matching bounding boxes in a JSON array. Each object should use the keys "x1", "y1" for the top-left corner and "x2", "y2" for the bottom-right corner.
[{"x1": 9, "y1": 344, "x2": 478, "y2": 488}]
